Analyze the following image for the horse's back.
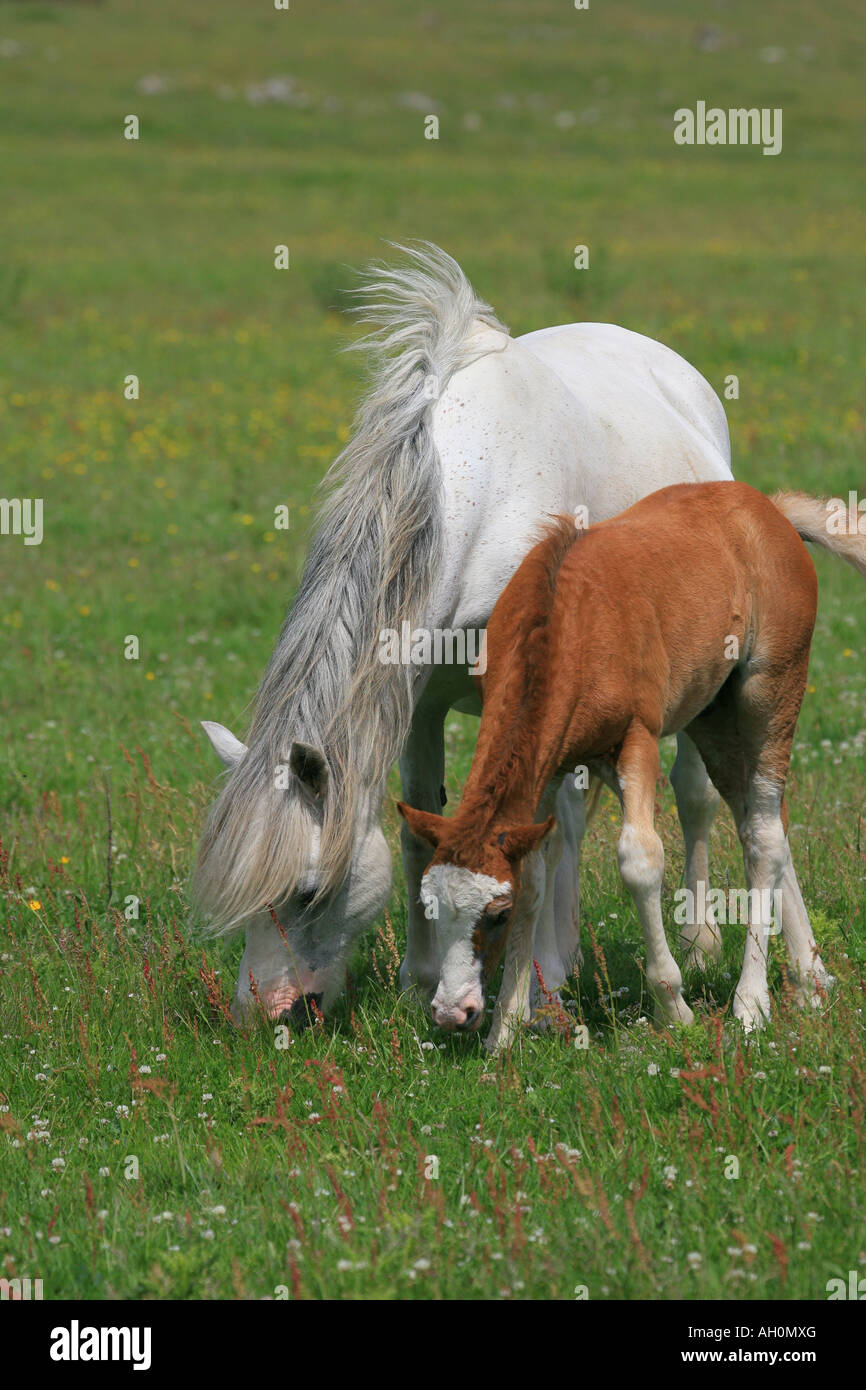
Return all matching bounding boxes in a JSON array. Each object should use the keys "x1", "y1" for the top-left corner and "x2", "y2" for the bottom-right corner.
[
  {"x1": 426, "y1": 318, "x2": 735, "y2": 636},
  {"x1": 518, "y1": 321, "x2": 732, "y2": 478}
]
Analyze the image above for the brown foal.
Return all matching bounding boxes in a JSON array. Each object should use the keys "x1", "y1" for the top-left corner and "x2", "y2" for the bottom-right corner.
[{"x1": 399, "y1": 481, "x2": 865, "y2": 1049}]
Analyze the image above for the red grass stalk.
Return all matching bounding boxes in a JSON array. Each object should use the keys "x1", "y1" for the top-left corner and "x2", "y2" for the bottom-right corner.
[{"x1": 532, "y1": 957, "x2": 570, "y2": 1036}]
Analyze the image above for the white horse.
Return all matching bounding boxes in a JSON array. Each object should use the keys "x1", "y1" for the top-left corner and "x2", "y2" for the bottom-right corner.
[{"x1": 194, "y1": 243, "x2": 734, "y2": 1029}]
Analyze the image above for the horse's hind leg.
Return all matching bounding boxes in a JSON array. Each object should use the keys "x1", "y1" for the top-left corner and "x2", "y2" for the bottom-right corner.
[
  {"x1": 775, "y1": 831, "x2": 835, "y2": 1008},
  {"x1": 670, "y1": 731, "x2": 722, "y2": 970}
]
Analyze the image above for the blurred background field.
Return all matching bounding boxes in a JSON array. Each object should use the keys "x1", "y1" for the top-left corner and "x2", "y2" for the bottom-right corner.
[{"x1": 0, "y1": 0, "x2": 864, "y2": 1301}]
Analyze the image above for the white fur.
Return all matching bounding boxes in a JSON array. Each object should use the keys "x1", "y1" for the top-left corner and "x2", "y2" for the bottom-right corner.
[{"x1": 422, "y1": 864, "x2": 510, "y2": 1015}]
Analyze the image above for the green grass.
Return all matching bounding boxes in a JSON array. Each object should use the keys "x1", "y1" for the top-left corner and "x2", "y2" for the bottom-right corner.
[{"x1": 0, "y1": 0, "x2": 864, "y2": 1300}]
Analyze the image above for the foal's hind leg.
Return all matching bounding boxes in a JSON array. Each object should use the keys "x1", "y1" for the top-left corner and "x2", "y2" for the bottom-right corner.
[
  {"x1": 671, "y1": 731, "x2": 722, "y2": 970},
  {"x1": 682, "y1": 725, "x2": 779, "y2": 1029},
  {"x1": 731, "y1": 774, "x2": 788, "y2": 1030},
  {"x1": 686, "y1": 657, "x2": 811, "y2": 1031},
  {"x1": 615, "y1": 724, "x2": 693, "y2": 1028}
]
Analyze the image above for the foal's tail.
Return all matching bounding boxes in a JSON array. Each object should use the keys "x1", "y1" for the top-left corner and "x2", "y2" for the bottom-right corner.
[{"x1": 772, "y1": 492, "x2": 866, "y2": 578}]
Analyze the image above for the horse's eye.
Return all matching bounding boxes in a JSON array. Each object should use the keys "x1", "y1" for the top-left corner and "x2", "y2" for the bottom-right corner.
[{"x1": 295, "y1": 887, "x2": 317, "y2": 910}]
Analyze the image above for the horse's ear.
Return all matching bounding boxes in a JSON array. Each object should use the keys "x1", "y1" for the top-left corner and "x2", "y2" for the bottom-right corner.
[
  {"x1": 396, "y1": 802, "x2": 447, "y2": 849},
  {"x1": 201, "y1": 721, "x2": 248, "y2": 769},
  {"x1": 290, "y1": 742, "x2": 329, "y2": 799},
  {"x1": 497, "y1": 815, "x2": 555, "y2": 861}
]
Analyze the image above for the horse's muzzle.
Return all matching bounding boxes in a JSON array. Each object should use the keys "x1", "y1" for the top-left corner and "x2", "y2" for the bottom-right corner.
[{"x1": 279, "y1": 992, "x2": 324, "y2": 1030}]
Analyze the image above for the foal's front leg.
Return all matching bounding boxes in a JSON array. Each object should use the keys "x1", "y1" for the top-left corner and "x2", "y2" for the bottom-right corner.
[
  {"x1": 485, "y1": 849, "x2": 546, "y2": 1053},
  {"x1": 616, "y1": 726, "x2": 694, "y2": 1028}
]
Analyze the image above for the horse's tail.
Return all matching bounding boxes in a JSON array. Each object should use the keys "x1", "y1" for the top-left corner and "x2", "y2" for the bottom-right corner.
[
  {"x1": 193, "y1": 245, "x2": 507, "y2": 933},
  {"x1": 772, "y1": 492, "x2": 866, "y2": 578}
]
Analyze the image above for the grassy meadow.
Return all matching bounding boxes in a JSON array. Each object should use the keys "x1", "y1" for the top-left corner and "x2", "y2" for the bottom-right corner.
[{"x1": 0, "y1": 0, "x2": 864, "y2": 1300}]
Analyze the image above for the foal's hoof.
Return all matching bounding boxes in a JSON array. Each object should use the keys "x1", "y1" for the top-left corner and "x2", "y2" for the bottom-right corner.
[
  {"x1": 482, "y1": 1028, "x2": 507, "y2": 1055},
  {"x1": 732, "y1": 991, "x2": 771, "y2": 1032},
  {"x1": 483, "y1": 1009, "x2": 528, "y2": 1054}
]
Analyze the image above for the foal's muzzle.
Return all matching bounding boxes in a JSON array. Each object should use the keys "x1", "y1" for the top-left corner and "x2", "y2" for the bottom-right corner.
[{"x1": 431, "y1": 1000, "x2": 483, "y2": 1033}]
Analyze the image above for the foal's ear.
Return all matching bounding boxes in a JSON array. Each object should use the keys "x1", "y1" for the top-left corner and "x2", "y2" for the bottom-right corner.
[
  {"x1": 497, "y1": 815, "x2": 556, "y2": 861},
  {"x1": 290, "y1": 742, "x2": 329, "y2": 799},
  {"x1": 201, "y1": 721, "x2": 248, "y2": 769},
  {"x1": 396, "y1": 802, "x2": 447, "y2": 849}
]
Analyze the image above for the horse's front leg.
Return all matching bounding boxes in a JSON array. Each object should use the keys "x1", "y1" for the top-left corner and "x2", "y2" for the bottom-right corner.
[
  {"x1": 529, "y1": 777, "x2": 576, "y2": 1021},
  {"x1": 671, "y1": 730, "x2": 722, "y2": 970},
  {"x1": 549, "y1": 775, "x2": 599, "y2": 983},
  {"x1": 398, "y1": 704, "x2": 447, "y2": 999}
]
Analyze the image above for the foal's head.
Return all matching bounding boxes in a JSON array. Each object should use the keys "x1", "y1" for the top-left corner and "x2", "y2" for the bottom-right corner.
[{"x1": 397, "y1": 803, "x2": 555, "y2": 1032}]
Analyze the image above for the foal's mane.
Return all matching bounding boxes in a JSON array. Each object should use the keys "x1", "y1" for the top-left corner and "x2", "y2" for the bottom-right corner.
[
  {"x1": 496, "y1": 514, "x2": 580, "y2": 681},
  {"x1": 194, "y1": 244, "x2": 507, "y2": 931},
  {"x1": 456, "y1": 517, "x2": 580, "y2": 833}
]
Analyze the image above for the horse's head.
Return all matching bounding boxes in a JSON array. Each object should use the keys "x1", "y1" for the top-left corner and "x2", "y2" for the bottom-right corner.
[
  {"x1": 199, "y1": 721, "x2": 392, "y2": 1028},
  {"x1": 397, "y1": 802, "x2": 554, "y2": 1032}
]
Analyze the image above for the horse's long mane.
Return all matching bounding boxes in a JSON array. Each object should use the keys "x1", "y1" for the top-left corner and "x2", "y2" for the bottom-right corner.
[{"x1": 193, "y1": 243, "x2": 507, "y2": 931}]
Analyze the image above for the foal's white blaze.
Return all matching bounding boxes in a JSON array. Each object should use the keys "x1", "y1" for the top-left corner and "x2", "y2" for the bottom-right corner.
[{"x1": 422, "y1": 863, "x2": 511, "y2": 1029}]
